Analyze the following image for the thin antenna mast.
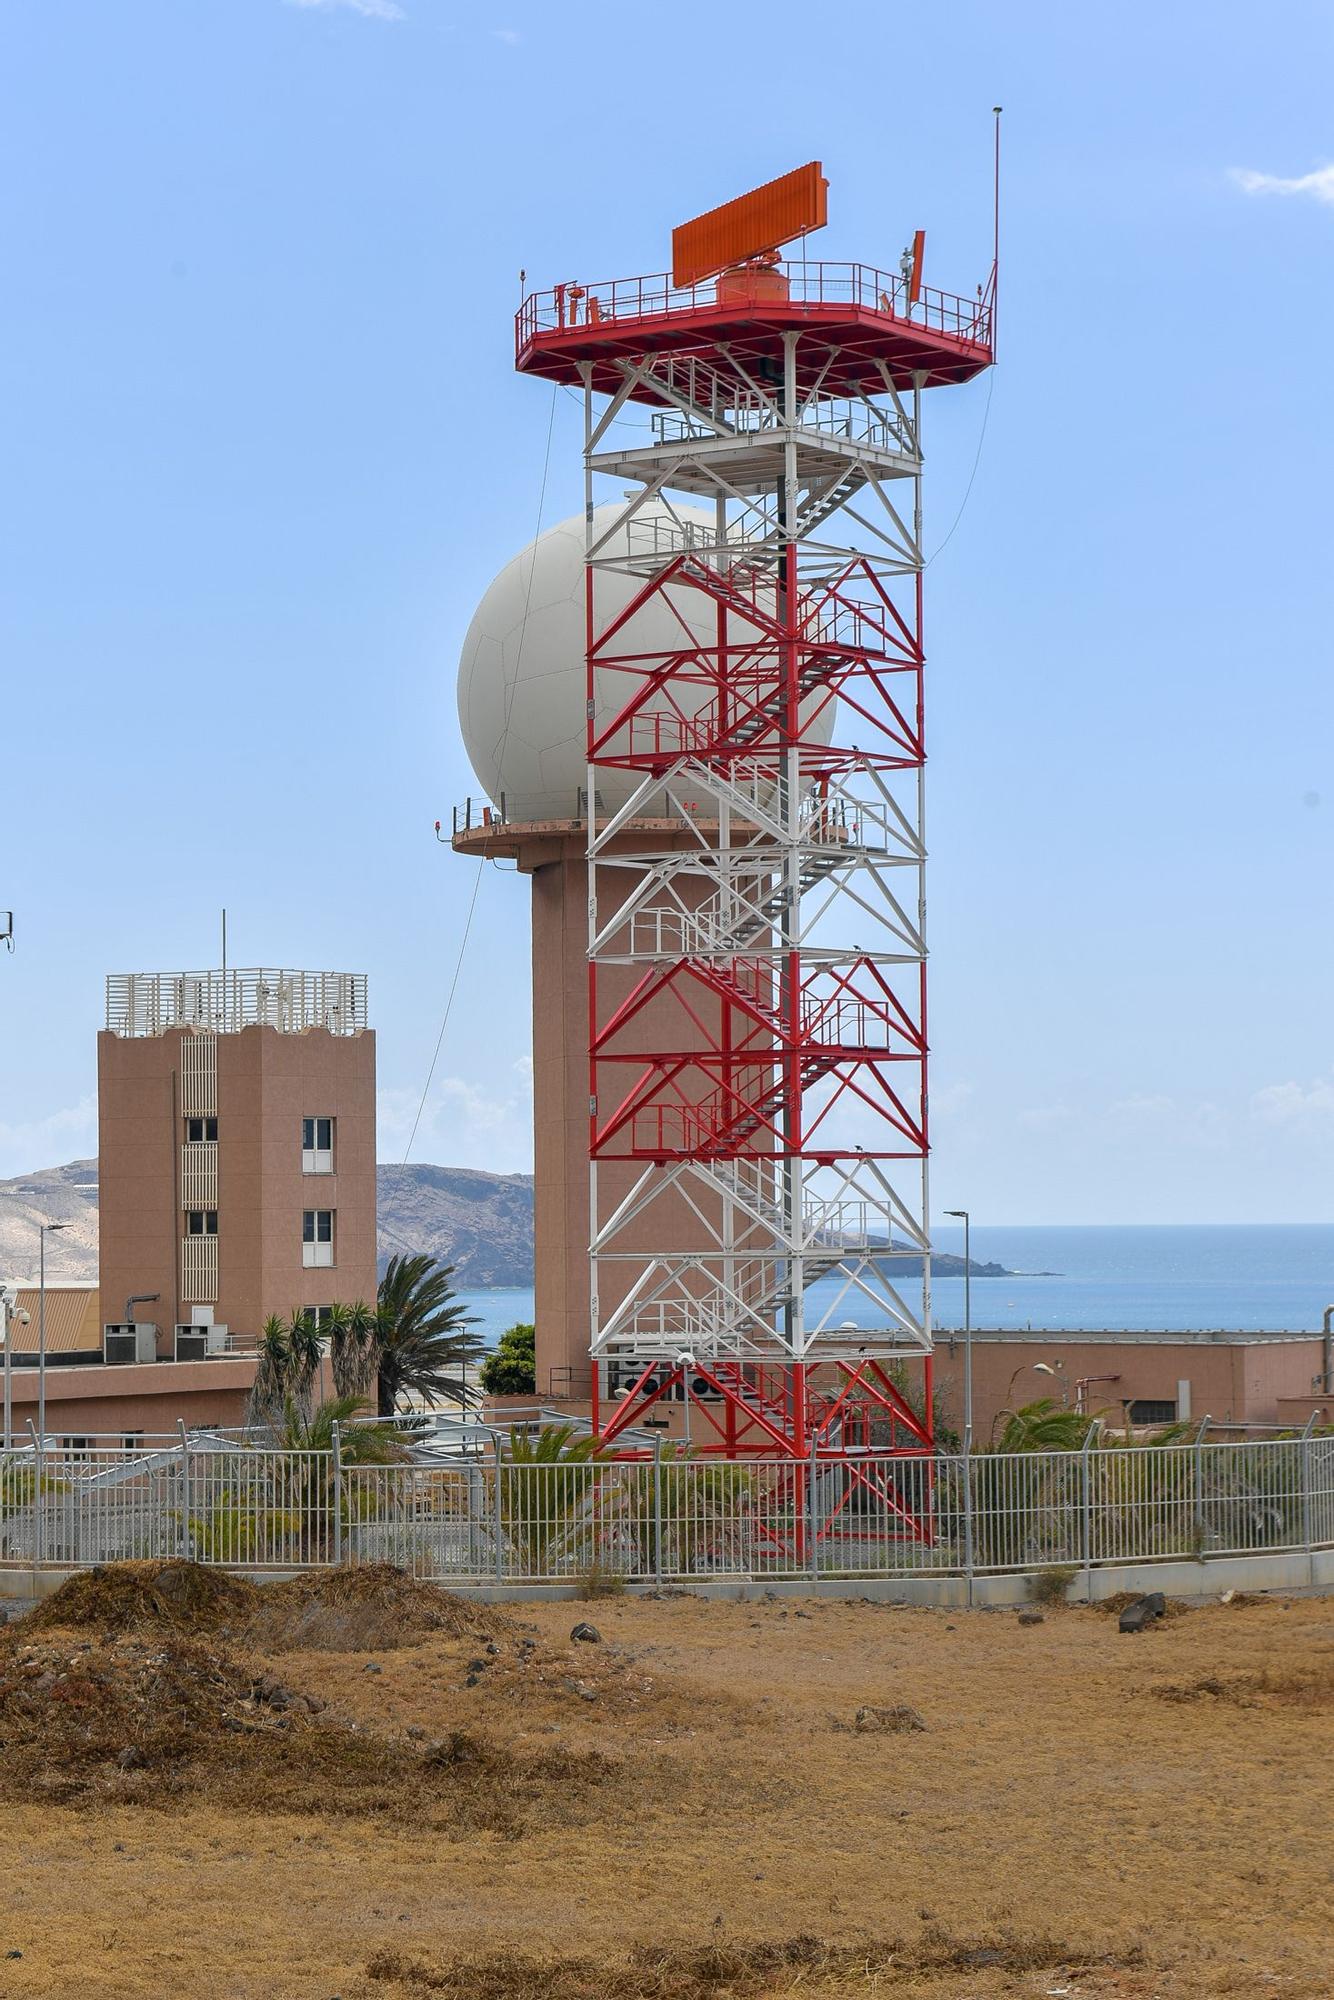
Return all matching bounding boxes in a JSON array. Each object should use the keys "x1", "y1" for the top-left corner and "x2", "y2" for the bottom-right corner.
[{"x1": 991, "y1": 106, "x2": 1002, "y2": 344}]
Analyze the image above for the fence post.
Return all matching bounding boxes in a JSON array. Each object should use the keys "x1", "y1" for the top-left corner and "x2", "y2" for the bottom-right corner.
[
  {"x1": 961, "y1": 1440, "x2": 975, "y2": 1610},
  {"x1": 652, "y1": 1435, "x2": 663, "y2": 1589},
  {"x1": 1192, "y1": 1416, "x2": 1209, "y2": 1562},
  {"x1": 27, "y1": 1420, "x2": 44, "y2": 1568},
  {"x1": 807, "y1": 1438, "x2": 820, "y2": 1584},
  {"x1": 1080, "y1": 1422, "x2": 1100, "y2": 1603},
  {"x1": 177, "y1": 1419, "x2": 191, "y2": 1559},
  {"x1": 1300, "y1": 1411, "x2": 1316, "y2": 1588},
  {"x1": 493, "y1": 1440, "x2": 506, "y2": 1584},
  {"x1": 331, "y1": 1420, "x2": 343, "y2": 1569}
]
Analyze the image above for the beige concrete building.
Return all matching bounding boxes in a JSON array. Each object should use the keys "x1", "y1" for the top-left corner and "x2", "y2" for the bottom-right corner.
[{"x1": 98, "y1": 967, "x2": 376, "y2": 1363}]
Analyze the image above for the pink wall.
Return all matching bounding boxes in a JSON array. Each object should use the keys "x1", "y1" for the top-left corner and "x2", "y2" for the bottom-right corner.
[{"x1": 929, "y1": 1335, "x2": 1327, "y2": 1440}]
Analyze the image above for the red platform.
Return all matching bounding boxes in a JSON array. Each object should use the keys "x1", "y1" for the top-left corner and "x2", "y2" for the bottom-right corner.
[{"x1": 516, "y1": 259, "x2": 993, "y2": 398}]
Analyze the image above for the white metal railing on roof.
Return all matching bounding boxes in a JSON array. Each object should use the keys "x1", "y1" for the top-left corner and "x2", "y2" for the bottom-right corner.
[{"x1": 106, "y1": 969, "x2": 369, "y2": 1037}]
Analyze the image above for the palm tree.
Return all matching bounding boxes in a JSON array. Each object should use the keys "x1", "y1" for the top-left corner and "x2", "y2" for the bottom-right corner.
[
  {"x1": 989, "y1": 1397, "x2": 1095, "y2": 1453},
  {"x1": 372, "y1": 1253, "x2": 482, "y2": 1417},
  {"x1": 286, "y1": 1309, "x2": 325, "y2": 1412},
  {"x1": 248, "y1": 1314, "x2": 292, "y2": 1426},
  {"x1": 327, "y1": 1298, "x2": 378, "y2": 1399},
  {"x1": 497, "y1": 1422, "x2": 606, "y2": 1576},
  {"x1": 274, "y1": 1391, "x2": 407, "y2": 1462},
  {"x1": 196, "y1": 1395, "x2": 409, "y2": 1564}
]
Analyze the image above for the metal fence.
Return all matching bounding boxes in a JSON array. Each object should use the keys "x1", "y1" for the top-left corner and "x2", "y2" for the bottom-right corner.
[{"x1": 4, "y1": 1431, "x2": 1334, "y2": 1589}]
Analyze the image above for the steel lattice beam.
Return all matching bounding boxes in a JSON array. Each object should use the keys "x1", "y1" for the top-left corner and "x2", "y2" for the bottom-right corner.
[{"x1": 516, "y1": 252, "x2": 992, "y2": 1461}]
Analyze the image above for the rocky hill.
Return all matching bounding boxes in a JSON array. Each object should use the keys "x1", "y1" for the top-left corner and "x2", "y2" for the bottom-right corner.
[
  {"x1": 375, "y1": 1164, "x2": 534, "y2": 1287},
  {"x1": 0, "y1": 1160, "x2": 101, "y2": 1285},
  {"x1": 2, "y1": 1161, "x2": 1008, "y2": 1292},
  {"x1": 0, "y1": 1159, "x2": 533, "y2": 1292}
]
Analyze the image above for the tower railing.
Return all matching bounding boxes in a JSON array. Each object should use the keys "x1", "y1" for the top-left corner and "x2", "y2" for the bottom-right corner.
[{"x1": 517, "y1": 261, "x2": 993, "y2": 353}]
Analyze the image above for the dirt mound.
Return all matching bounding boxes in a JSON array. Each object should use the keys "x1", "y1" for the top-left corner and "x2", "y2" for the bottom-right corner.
[
  {"x1": 0, "y1": 1623, "x2": 610, "y2": 1831},
  {"x1": 1151, "y1": 1664, "x2": 1334, "y2": 1712},
  {"x1": 0, "y1": 1630, "x2": 304, "y2": 1794},
  {"x1": 238, "y1": 1563, "x2": 515, "y2": 1653},
  {"x1": 27, "y1": 1561, "x2": 259, "y2": 1636},
  {"x1": 365, "y1": 1930, "x2": 1130, "y2": 1998},
  {"x1": 26, "y1": 1560, "x2": 513, "y2": 1656}
]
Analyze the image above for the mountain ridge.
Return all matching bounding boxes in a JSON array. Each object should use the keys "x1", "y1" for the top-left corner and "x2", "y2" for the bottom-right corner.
[{"x1": 0, "y1": 1160, "x2": 1008, "y2": 1291}]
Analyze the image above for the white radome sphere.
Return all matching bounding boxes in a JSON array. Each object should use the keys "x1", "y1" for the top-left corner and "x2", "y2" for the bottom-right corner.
[
  {"x1": 459, "y1": 502, "x2": 836, "y2": 823},
  {"x1": 458, "y1": 502, "x2": 733, "y2": 821}
]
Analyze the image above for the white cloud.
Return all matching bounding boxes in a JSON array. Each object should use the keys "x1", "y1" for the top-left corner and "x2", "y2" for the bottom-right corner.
[
  {"x1": 491, "y1": 27, "x2": 521, "y2": 43},
  {"x1": 1250, "y1": 1074, "x2": 1334, "y2": 1127},
  {"x1": 0, "y1": 1097, "x2": 98, "y2": 1180},
  {"x1": 1231, "y1": 163, "x2": 1334, "y2": 207},
  {"x1": 377, "y1": 1077, "x2": 532, "y2": 1171},
  {"x1": 285, "y1": 0, "x2": 406, "y2": 21}
]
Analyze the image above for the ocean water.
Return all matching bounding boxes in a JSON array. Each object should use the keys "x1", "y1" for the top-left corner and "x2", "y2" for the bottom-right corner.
[{"x1": 455, "y1": 1225, "x2": 1334, "y2": 1347}]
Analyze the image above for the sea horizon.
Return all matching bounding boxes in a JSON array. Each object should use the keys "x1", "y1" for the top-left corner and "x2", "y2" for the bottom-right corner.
[{"x1": 454, "y1": 1222, "x2": 1334, "y2": 1347}]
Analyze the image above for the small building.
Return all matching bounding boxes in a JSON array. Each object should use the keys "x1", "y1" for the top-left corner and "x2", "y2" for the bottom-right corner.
[
  {"x1": 98, "y1": 967, "x2": 377, "y2": 1352},
  {"x1": 0, "y1": 1284, "x2": 286, "y2": 1446},
  {"x1": 0, "y1": 967, "x2": 378, "y2": 1450},
  {"x1": 929, "y1": 1327, "x2": 1332, "y2": 1440}
]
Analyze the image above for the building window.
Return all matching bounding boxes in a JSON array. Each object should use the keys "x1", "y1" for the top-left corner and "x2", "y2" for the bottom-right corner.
[
  {"x1": 186, "y1": 1210, "x2": 218, "y2": 1236},
  {"x1": 303, "y1": 1209, "x2": 334, "y2": 1267},
  {"x1": 186, "y1": 1116, "x2": 218, "y2": 1142},
  {"x1": 302, "y1": 1115, "x2": 334, "y2": 1175},
  {"x1": 310, "y1": 1305, "x2": 335, "y2": 1328},
  {"x1": 122, "y1": 1432, "x2": 144, "y2": 1453},
  {"x1": 1128, "y1": 1399, "x2": 1177, "y2": 1426},
  {"x1": 64, "y1": 1436, "x2": 91, "y2": 1459}
]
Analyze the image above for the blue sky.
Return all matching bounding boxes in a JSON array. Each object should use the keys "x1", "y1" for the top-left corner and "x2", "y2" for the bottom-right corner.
[{"x1": 1, "y1": 0, "x2": 1332, "y2": 1223}]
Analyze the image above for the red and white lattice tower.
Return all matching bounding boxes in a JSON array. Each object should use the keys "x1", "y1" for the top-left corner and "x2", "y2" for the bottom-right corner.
[{"x1": 515, "y1": 164, "x2": 994, "y2": 1459}]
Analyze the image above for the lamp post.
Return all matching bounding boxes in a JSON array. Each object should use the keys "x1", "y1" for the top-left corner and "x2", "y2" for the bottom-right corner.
[
  {"x1": 1, "y1": 1288, "x2": 31, "y2": 1455},
  {"x1": 1006, "y1": 1357, "x2": 1063, "y2": 1405},
  {"x1": 943, "y1": 1209, "x2": 972, "y2": 1453},
  {"x1": 38, "y1": 1222, "x2": 67, "y2": 1447}
]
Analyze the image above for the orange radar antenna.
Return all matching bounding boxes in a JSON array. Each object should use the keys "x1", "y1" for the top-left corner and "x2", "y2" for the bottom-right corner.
[{"x1": 672, "y1": 162, "x2": 828, "y2": 289}]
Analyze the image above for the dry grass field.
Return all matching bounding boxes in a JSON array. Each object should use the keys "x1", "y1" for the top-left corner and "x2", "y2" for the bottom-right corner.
[{"x1": 0, "y1": 1566, "x2": 1330, "y2": 2000}]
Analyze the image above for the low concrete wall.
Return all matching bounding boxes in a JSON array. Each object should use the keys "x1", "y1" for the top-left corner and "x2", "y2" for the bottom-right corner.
[{"x1": 3, "y1": 1546, "x2": 1332, "y2": 1612}]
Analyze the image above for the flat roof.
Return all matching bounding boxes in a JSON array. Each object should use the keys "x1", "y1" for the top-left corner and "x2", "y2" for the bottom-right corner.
[{"x1": 935, "y1": 1327, "x2": 1322, "y2": 1348}]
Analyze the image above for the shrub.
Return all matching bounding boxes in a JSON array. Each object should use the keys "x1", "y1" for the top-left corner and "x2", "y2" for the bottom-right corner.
[
  {"x1": 1029, "y1": 1564, "x2": 1078, "y2": 1606},
  {"x1": 480, "y1": 1323, "x2": 536, "y2": 1397},
  {"x1": 576, "y1": 1560, "x2": 626, "y2": 1600}
]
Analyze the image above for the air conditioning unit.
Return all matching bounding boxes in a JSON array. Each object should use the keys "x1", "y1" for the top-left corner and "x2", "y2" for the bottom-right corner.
[
  {"x1": 174, "y1": 1323, "x2": 229, "y2": 1361},
  {"x1": 103, "y1": 1323, "x2": 158, "y2": 1366}
]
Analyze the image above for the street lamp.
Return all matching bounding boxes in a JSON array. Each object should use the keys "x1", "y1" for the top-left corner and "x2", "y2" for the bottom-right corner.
[
  {"x1": 1, "y1": 1287, "x2": 31, "y2": 1454},
  {"x1": 943, "y1": 1209, "x2": 973, "y2": 1453},
  {"x1": 1006, "y1": 1357, "x2": 1064, "y2": 1405},
  {"x1": 38, "y1": 1222, "x2": 67, "y2": 1447}
]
